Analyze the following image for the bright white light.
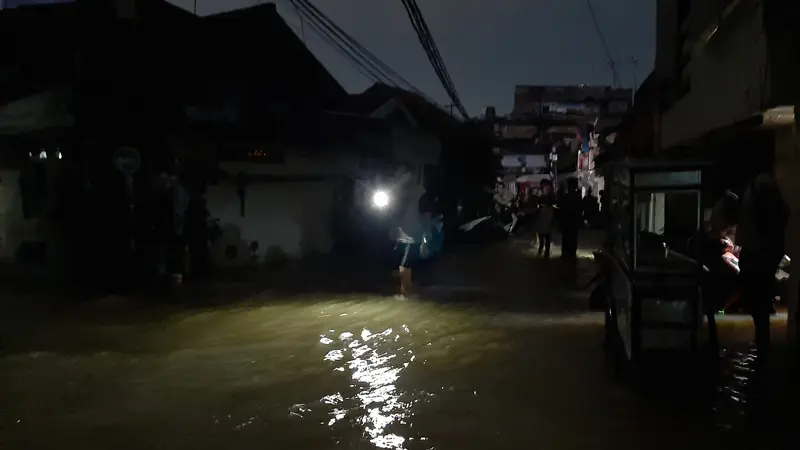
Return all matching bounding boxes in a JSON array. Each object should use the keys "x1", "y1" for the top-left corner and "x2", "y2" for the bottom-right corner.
[
  {"x1": 39, "y1": 150, "x2": 47, "y2": 160},
  {"x1": 372, "y1": 190, "x2": 390, "y2": 208}
]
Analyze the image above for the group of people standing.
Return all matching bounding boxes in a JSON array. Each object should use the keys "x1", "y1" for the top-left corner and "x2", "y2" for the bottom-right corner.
[{"x1": 517, "y1": 177, "x2": 599, "y2": 259}]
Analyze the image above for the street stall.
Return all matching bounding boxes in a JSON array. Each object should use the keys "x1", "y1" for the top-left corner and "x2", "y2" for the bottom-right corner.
[{"x1": 595, "y1": 158, "x2": 711, "y2": 373}]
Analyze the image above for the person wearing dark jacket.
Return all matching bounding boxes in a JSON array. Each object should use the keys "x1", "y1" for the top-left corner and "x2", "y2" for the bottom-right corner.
[
  {"x1": 581, "y1": 188, "x2": 599, "y2": 228},
  {"x1": 560, "y1": 178, "x2": 582, "y2": 259},
  {"x1": 736, "y1": 172, "x2": 788, "y2": 356}
]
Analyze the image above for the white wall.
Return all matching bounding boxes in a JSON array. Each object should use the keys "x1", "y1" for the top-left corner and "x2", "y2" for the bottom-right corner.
[
  {"x1": 391, "y1": 127, "x2": 441, "y2": 165},
  {"x1": 206, "y1": 180, "x2": 336, "y2": 265},
  {"x1": 220, "y1": 151, "x2": 358, "y2": 179},
  {"x1": 775, "y1": 127, "x2": 800, "y2": 343},
  {"x1": 660, "y1": 5, "x2": 768, "y2": 148},
  {"x1": 206, "y1": 152, "x2": 351, "y2": 266},
  {"x1": 204, "y1": 111, "x2": 441, "y2": 266}
]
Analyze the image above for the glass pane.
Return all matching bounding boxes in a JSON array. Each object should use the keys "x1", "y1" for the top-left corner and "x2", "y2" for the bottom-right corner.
[
  {"x1": 633, "y1": 190, "x2": 701, "y2": 268},
  {"x1": 634, "y1": 192, "x2": 668, "y2": 268},
  {"x1": 663, "y1": 191, "x2": 701, "y2": 256}
]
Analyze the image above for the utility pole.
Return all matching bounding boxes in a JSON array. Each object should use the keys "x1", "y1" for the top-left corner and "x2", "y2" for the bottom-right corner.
[
  {"x1": 445, "y1": 103, "x2": 456, "y2": 116},
  {"x1": 610, "y1": 56, "x2": 639, "y2": 92},
  {"x1": 193, "y1": 0, "x2": 197, "y2": 14},
  {"x1": 607, "y1": 59, "x2": 620, "y2": 89}
]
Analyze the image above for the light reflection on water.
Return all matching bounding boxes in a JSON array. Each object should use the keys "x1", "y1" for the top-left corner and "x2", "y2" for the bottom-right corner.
[
  {"x1": 0, "y1": 293, "x2": 787, "y2": 450},
  {"x1": 298, "y1": 325, "x2": 421, "y2": 449}
]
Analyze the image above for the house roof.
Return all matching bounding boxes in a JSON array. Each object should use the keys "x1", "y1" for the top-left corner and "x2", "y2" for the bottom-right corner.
[
  {"x1": 187, "y1": 110, "x2": 393, "y2": 156},
  {"x1": 347, "y1": 83, "x2": 461, "y2": 135},
  {"x1": 0, "y1": 0, "x2": 196, "y2": 106},
  {"x1": 0, "y1": 2, "x2": 347, "y2": 113},
  {"x1": 194, "y1": 3, "x2": 347, "y2": 110},
  {"x1": 0, "y1": 3, "x2": 81, "y2": 106}
]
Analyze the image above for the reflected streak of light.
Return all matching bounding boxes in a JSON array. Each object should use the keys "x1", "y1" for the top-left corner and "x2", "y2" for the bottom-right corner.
[
  {"x1": 322, "y1": 393, "x2": 344, "y2": 404},
  {"x1": 324, "y1": 350, "x2": 344, "y2": 362},
  {"x1": 315, "y1": 327, "x2": 420, "y2": 449}
]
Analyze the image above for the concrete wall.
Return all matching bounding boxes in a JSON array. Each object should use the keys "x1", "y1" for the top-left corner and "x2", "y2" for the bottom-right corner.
[
  {"x1": 206, "y1": 152, "x2": 351, "y2": 266},
  {"x1": 660, "y1": 3, "x2": 768, "y2": 148},
  {"x1": 206, "y1": 180, "x2": 336, "y2": 265},
  {"x1": 775, "y1": 127, "x2": 799, "y2": 344}
]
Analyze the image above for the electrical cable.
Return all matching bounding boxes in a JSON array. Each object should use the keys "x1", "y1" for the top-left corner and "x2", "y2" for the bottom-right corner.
[
  {"x1": 297, "y1": 13, "x2": 380, "y2": 84},
  {"x1": 399, "y1": 0, "x2": 468, "y2": 118},
  {"x1": 294, "y1": 0, "x2": 428, "y2": 98},
  {"x1": 406, "y1": 0, "x2": 467, "y2": 118},
  {"x1": 290, "y1": 0, "x2": 391, "y2": 85},
  {"x1": 585, "y1": 0, "x2": 621, "y2": 87},
  {"x1": 401, "y1": 0, "x2": 455, "y2": 102},
  {"x1": 403, "y1": 0, "x2": 458, "y2": 98}
]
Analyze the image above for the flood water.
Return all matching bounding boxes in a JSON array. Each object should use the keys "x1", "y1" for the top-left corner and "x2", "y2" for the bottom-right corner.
[{"x1": 0, "y1": 242, "x2": 793, "y2": 449}]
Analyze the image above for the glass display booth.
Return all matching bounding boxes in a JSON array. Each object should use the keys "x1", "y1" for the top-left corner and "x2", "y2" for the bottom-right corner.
[{"x1": 598, "y1": 159, "x2": 711, "y2": 365}]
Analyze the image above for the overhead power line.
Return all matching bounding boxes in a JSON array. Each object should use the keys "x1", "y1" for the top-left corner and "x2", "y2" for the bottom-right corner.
[
  {"x1": 294, "y1": 0, "x2": 426, "y2": 97},
  {"x1": 403, "y1": 2, "x2": 458, "y2": 100},
  {"x1": 288, "y1": 0, "x2": 429, "y2": 101},
  {"x1": 399, "y1": 0, "x2": 468, "y2": 118},
  {"x1": 290, "y1": 0, "x2": 393, "y2": 85},
  {"x1": 401, "y1": 0, "x2": 466, "y2": 118},
  {"x1": 584, "y1": 0, "x2": 621, "y2": 88},
  {"x1": 293, "y1": 10, "x2": 381, "y2": 84}
]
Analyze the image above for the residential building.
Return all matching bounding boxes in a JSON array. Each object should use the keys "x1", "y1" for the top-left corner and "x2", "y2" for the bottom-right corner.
[
  {"x1": 189, "y1": 6, "x2": 446, "y2": 264},
  {"x1": 0, "y1": 0, "x2": 197, "y2": 283},
  {"x1": 654, "y1": 0, "x2": 799, "y2": 343},
  {"x1": 0, "y1": 1, "x2": 448, "y2": 283},
  {"x1": 497, "y1": 85, "x2": 631, "y2": 194}
]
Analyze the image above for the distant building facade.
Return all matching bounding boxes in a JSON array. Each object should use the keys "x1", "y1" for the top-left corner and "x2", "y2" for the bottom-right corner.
[{"x1": 492, "y1": 85, "x2": 631, "y2": 195}]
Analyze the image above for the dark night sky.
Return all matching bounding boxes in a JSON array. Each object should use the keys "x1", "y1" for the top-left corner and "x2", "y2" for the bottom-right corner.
[{"x1": 171, "y1": 0, "x2": 655, "y2": 115}]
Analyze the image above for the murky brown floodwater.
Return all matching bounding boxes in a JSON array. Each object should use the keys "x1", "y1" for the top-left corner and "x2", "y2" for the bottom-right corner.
[
  {"x1": 0, "y1": 241, "x2": 792, "y2": 449},
  {"x1": 1, "y1": 295, "x2": 777, "y2": 450}
]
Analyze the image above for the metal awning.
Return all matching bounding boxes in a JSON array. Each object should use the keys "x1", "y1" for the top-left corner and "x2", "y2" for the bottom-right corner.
[
  {"x1": 760, "y1": 106, "x2": 795, "y2": 128},
  {"x1": 667, "y1": 105, "x2": 796, "y2": 152}
]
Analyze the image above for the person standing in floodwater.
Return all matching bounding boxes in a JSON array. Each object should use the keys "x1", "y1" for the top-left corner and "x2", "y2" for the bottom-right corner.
[
  {"x1": 560, "y1": 178, "x2": 582, "y2": 259},
  {"x1": 701, "y1": 189, "x2": 741, "y2": 350},
  {"x1": 736, "y1": 172, "x2": 788, "y2": 357},
  {"x1": 391, "y1": 176, "x2": 429, "y2": 299},
  {"x1": 581, "y1": 187, "x2": 599, "y2": 228},
  {"x1": 533, "y1": 179, "x2": 555, "y2": 258}
]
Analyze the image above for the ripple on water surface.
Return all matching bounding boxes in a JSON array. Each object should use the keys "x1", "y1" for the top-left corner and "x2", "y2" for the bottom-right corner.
[
  {"x1": 1, "y1": 295, "x2": 774, "y2": 450},
  {"x1": 290, "y1": 323, "x2": 428, "y2": 449}
]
